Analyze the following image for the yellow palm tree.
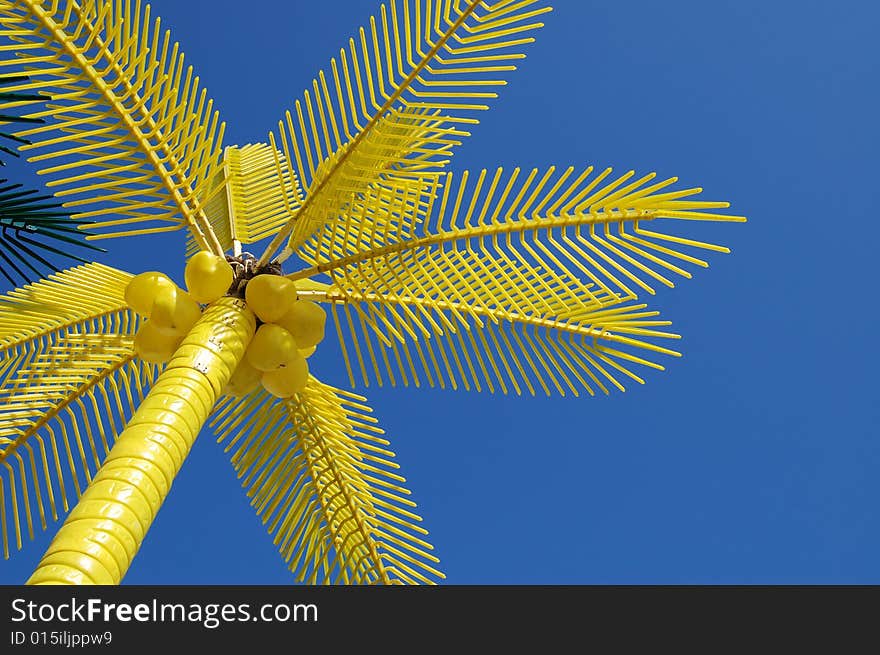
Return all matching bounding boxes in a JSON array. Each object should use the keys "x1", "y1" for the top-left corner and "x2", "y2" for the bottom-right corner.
[{"x1": 0, "y1": 0, "x2": 744, "y2": 585}]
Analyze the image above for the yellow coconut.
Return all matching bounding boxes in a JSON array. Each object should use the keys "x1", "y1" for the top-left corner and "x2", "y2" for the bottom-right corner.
[
  {"x1": 225, "y1": 358, "x2": 263, "y2": 397},
  {"x1": 276, "y1": 300, "x2": 326, "y2": 349},
  {"x1": 245, "y1": 323, "x2": 298, "y2": 372},
  {"x1": 124, "y1": 271, "x2": 175, "y2": 317},
  {"x1": 244, "y1": 274, "x2": 297, "y2": 323},
  {"x1": 261, "y1": 350, "x2": 309, "y2": 398},
  {"x1": 133, "y1": 320, "x2": 182, "y2": 364},
  {"x1": 149, "y1": 285, "x2": 202, "y2": 337},
  {"x1": 184, "y1": 251, "x2": 233, "y2": 304}
]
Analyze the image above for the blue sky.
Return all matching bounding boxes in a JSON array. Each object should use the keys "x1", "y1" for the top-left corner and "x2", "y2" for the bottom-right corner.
[{"x1": 2, "y1": 0, "x2": 879, "y2": 583}]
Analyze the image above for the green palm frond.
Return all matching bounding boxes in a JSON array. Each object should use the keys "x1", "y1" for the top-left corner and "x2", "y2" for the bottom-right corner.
[
  {"x1": 0, "y1": 73, "x2": 101, "y2": 286},
  {"x1": 211, "y1": 379, "x2": 443, "y2": 585},
  {"x1": 0, "y1": 178, "x2": 105, "y2": 287},
  {"x1": 0, "y1": 74, "x2": 45, "y2": 165},
  {"x1": 0, "y1": 0, "x2": 226, "y2": 252},
  {"x1": 259, "y1": 0, "x2": 552, "y2": 264},
  {"x1": 0, "y1": 263, "x2": 161, "y2": 558}
]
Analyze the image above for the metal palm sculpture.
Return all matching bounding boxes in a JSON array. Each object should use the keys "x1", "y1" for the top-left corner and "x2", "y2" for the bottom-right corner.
[{"x1": 0, "y1": 0, "x2": 744, "y2": 585}]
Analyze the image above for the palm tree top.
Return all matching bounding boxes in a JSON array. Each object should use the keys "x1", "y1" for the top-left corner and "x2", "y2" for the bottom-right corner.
[{"x1": 0, "y1": 0, "x2": 744, "y2": 584}]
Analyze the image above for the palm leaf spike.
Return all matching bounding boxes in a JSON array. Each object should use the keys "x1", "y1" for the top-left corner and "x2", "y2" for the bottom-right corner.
[
  {"x1": 0, "y1": 263, "x2": 161, "y2": 559},
  {"x1": 286, "y1": 166, "x2": 744, "y2": 394},
  {"x1": 257, "y1": 0, "x2": 553, "y2": 267},
  {"x1": 0, "y1": 1, "x2": 228, "y2": 254},
  {"x1": 211, "y1": 382, "x2": 443, "y2": 585}
]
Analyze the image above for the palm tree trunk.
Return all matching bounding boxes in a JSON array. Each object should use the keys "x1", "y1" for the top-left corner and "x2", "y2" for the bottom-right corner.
[{"x1": 27, "y1": 297, "x2": 256, "y2": 585}]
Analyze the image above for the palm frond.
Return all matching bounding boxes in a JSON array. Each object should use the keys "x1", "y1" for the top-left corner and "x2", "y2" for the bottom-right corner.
[
  {"x1": 0, "y1": 0, "x2": 226, "y2": 252},
  {"x1": 0, "y1": 74, "x2": 45, "y2": 164},
  {"x1": 301, "y1": 171, "x2": 443, "y2": 265},
  {"x1": 259, "y1": 0, "x2": 552, "y2": 263},
  {"x1": 211, "y1": 379, "x2": 443, "y2": 585},
  {"x1": 0, "y1": 178, "x2": 105, "y2": 287},
  {"x1": 294, "y1": 166, "x2": 745, "y2": 299},
  {"x1": 188, "y1": 143, "x2": 303, "y2": 257},
  {"x1": 309, "y1": 284, "x2": 678, "y2": 396},
  {"x1": 0, "y1": 262, "x2": 160, "y2": 559},
  {"x1": 0, "y1": 72, "x2": 102, "y2": 285},
  {"x1": 288, "y1": 165, "x2": 742, "y2": 394}
]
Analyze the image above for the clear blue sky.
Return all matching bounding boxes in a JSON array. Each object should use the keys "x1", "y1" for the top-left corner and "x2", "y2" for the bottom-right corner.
[{"x1": 2, "y1": 0, "x2": 879, "y2": 584}]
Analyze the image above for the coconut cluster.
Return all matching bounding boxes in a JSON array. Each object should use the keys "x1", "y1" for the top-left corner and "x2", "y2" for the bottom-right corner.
[
  {"x1": 234, "y1": 274, "x2": 326, "y2": 399},
  {"x1": 124, "y1": 252, "x2": 326, "y2": 399}
]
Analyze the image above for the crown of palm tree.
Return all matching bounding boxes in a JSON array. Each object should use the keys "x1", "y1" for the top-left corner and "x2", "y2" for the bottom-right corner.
[{"x1": 0, "y1": 0, "x2": 744, "y2": 584}]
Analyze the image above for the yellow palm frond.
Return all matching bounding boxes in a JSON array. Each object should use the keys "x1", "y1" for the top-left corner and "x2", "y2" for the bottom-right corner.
[
  {"x1": 0, "y1": 0, "x2": 225, "y2": 252},
  {"x1": 288, "y1": 164, "x2": 742, "y2": 394},
  {"x1": 0, "y1": 262, "x2": 130, "y2": 348},
  {"x1": 312, "y1": 285, "x2": 678, "y2": 396},
  {"x1": 298, "y1": 171, "x2": 442, "y2": 265},
  {"x1": 187, "y1": 143, "x2": 303, "y2": 257},
  {"x1": 259, "y1": 0, "x2": 552, "y2": 264},
  {"x1": 211, "y1": 379, "x2": 443, "y2": 585},
  {"x1": 293, "y1": 166, "x2": 746, "y2": 300},
  {"x1": 0, "y1": 263, "x2": 161, "y2": 558}
]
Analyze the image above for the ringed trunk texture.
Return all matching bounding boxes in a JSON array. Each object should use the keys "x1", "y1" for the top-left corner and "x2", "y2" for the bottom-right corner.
[{"x1": 27, "y1": 297, "x2": 255, "y2": 585}]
